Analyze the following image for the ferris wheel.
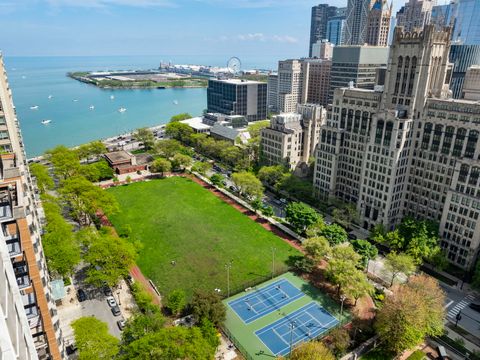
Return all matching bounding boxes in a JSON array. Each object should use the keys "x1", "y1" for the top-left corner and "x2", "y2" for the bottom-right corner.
[{"x1": 227, "y1": 57, "x2": 242, "y2": 75}]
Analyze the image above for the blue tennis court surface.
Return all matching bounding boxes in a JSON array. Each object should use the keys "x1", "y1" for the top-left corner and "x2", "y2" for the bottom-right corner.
[
  {"x1": 255, "y1": 302, "x2": 339, "y2": 356},
  {"x1": 228, "y1": 279, "x2": 304, "y2": 324}
]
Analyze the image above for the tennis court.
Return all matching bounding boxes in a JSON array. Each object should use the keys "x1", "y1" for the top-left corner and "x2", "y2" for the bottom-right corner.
[
  {"x1": 223, "y1": 272, "x2": 346, "y2": 359},
  {"x1": 255, "y1": 302, "x2": 339, "y2": 356},
  {"x1": 228, "y1": 278, "x2": 304, "y2": 324}
]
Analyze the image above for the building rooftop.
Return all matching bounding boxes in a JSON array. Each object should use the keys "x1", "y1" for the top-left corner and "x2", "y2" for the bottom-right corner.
[
  {"x1": 210, "y1": 123, "x2": 239, "y2": 141},
  {"x1": 210, "y1": 78, "x2": 265, "y2": 85},
  {"x1": 180, "y1": 117, "x2": 211, "y2": 130},
  {"x1": 104, "y1": 150, "x2": 133, "y2": 165},
  {"x1": 51, "y1": 280, "x2": 66, "y2": 301}
]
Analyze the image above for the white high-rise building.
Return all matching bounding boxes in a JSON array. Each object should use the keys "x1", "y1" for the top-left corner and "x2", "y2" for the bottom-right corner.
[
  {"x1": 277, "y1": 60, "x2": 303, "y2": 113},
  {"x1": 396, "y1": 0, "x2": 435, "y2": 32}
]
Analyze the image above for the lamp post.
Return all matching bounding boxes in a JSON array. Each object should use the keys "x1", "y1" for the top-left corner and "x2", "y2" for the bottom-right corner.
[
  {"x1": 340, "y1": 294, "x2": 347, "y2": 323},
  {"x1": 117, "y1": 291, "x2": 121, "y2": 306},
  {"x1": 289, "y1": 321, "x2": 296, "y2": 355},
  {"x1": 225, "y1": 261, "x2": 233, "y2": 297},
  {"x1": 271, "y1": 247, "x2": 276, "y2": 279}
]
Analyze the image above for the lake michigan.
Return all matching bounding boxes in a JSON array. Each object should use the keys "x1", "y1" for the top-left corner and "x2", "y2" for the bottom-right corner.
[{"x1": 4, "y1": 55, "x2": 275, "y2": 157}]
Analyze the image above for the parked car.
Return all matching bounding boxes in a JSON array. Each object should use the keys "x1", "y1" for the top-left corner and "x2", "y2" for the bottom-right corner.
[
  {"x1": 469, "y1": 303, "x2": 480, "y2": 312},
  {"x1": 348, "y1": 232, "x2": 357, "y2": 240},
  {"x1": 229, "y1": 185, "x2": 238, "y2": 192},
  {"x1": 111, "y1": 305, "x2": 121, "y2": 316},
  {"x1": 103, "y1": 286, "x2": 112, "y2": 296},
  {"x1": 77, "y1": 289, "x2": 87, "y2": 302},
  {"x1": 117, "y1": 319, "x2": 127, "y2": 330},
  {"x1": 66, "y1": 343, "x2": 77, "y2": 355},
  {"x1": 106, "y1": 296, "x2": 117, "y2": 307}
]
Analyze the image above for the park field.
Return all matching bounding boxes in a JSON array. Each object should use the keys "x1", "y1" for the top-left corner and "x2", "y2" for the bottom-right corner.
[{"x1": 107, "y1": 177, "x2": 301, "y2": 298}]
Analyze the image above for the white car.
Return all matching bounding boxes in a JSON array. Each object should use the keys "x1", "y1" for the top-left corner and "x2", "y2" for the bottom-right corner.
[{"x1": 106, "y1": 296, "x2": 117, "y2": 307}]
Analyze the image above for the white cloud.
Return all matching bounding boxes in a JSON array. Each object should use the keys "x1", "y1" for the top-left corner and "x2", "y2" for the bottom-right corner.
[
  {"x1": 45, "y1": 0, "x2": 176, "y2": 8},
  {"x1": 272, "y1": 35, "x2": 298, "y2": 43},
  {"x1": 237, "y1": 33, "x2": 266, "y2": 42},
  {"x1": 233, "y1": 33, "x2": 298, "y2": 44}
]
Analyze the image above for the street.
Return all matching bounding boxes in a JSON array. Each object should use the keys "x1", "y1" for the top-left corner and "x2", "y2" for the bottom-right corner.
[{"x1": 443, "y1": 283, "x2": 480, "y2": 337}]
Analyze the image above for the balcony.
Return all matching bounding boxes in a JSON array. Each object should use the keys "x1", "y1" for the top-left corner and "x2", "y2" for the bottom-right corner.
[
  {"x1": 6, "y1": 237, "x2": 21, "y2": 256},
  {"x1": 13, "y1": 263, "x2": 30, "y2": 289},
  {"x1": 0, "y1": 202, "x2": 12, "y2": 220}
]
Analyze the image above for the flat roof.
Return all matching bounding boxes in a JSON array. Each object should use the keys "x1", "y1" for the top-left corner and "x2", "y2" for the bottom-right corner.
[
  {"x1": 210, "y1": 78, "x2": 265, "y2": 85},
  {"x1": 180, "y1": 117, "x2": 211, "y2": 130},
  {"x1": 51, "y1": 280, "x2": 66, "y2": 301},
  {"x1": 104, "y1": 150, "x2": 133, "y2": 164}
]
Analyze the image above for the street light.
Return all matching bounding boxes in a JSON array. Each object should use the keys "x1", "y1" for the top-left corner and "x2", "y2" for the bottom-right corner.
[
  {"x1": 271, "y1": 247, "x2": 277, "y2": 279},
  {"x1": 117, "y1": 291, "x2": 121, "y2": 306},
  {"x1": 225, "y1": 261, "x2": 233, "y2": 297},
  {"x1": 340, "y1": 294, "x2": 347, "y2": 322},
  {"x1": 289, "y1": 321, "x2": 296, "y2": 355}
]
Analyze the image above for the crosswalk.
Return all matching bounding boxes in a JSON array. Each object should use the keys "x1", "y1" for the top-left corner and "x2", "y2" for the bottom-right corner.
[{"x1": 447, "y1": 294, "x2": 476, "y2": 320}]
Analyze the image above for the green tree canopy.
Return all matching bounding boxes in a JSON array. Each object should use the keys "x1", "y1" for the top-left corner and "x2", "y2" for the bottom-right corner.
[
  {"x1": 133, "y1": 127, "x2": 155, "y2": 150},
  {"x1": 121, "y1": 312, "x2": 165, "y2": 346},
  {"x1": 72, "y1": 317, "x2": 119, "y2": 360},
  {"x1": 209, "y1": 173, "x2": 224, "y2": 187},
  {"x1": 29, "y1": 163, "x2": 54, "y2": 193},
  {"x1": 119, "y1": 326, "x2": 216, "y2": 360},
  {"x1": 305, "y1": 218, "x2": 326, "y2": 238},
  {"x1": 329, "y1": 328, "x2": 351, "y2": 357},
  {"x1": 375, "y1": 275, "x2": 445, "y2": 354},
  {"x1": 191, "y1": 161, "x2": 212, "y2": 175},
  {"x1": 83, "y1": 230, "x2": 137, "y2": 287},
  {"x1": 46, "y1": 145, "x2": 81, "y2": 180},
  {"x1": 191, "y1": 290, "x2": 226, "y2": 327},
  {"x1": 154, "y1": 139, "x2": 184, "y2": 159},
  {"x1": 332, "y1": 203, "x2": 359, "y2": 229},
  {"x1": 165, "y1": 122, "x2": 194, "y2": 143},
  {"x1": 171, "y1": 153, "x2": 192, "y2": 170},
  {"x1": 170, "y1": 113, "x2": 192, "y2": 122},
  {"x1": 343, "y1": 270, "x2": 374, "y2": 305},
  {"x1": 150, "y1": 158, "x2": 172, "y2": 176},
  {"x1": 351, "y1": 239, "x2": 378, "y2": 269},
  {"x1": 76, "y1": 141, "x2": 107, "y2": 160},
  {"x1": 258, "y1": 165, "x2": 286, "y2": 187},
  {"x1": 326, "y1": 245, "x2": 362, "y2": 295},
  {"x1": 285, "y1": 202, "x2": 320, "y2": 233},
  {"x1": 384, "y1": 252, "x2": 417, "y2": 287},
  {"x1": 320, "y1": 224, "x2": 348, "y2": 245},
  {"x1": 286, "y1": 341, "x2": 335, "y2": 360},
  {"x1": 304, "y1": 236, "x2": 331, "y2": 262},
  {"x1": 166, "y1": 289, "x2": 186, "y2": 316},
  {"x1": 231, "y1": 171, "x2": 263, "y2": 199}
]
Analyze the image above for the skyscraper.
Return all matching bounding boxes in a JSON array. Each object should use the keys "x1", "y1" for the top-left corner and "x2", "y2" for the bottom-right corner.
[
  {"x1": 366, "y1": 0, "x2": 392, "y2": 46},
  {"x1": 327, "y1": 7, "x2": 347, "y2": 45},
  {"x1": 344, "y1": 0, "x2": 371, "y2": 45},
  {"x1": 451, "y1": 0, "x2": 480, "y2": 45},
  {"x1": 0, "y1": 55, "x2": 64, "y2": 359},
  {"x1": 396, "y1": 0, "x2": 435, "y2": 32},
  {"x1": 309, "y1": 4, "x2": 338, "y2": 57},
  {"x1": 277, "y1": 60, "x2": 303, "y2": 113}
]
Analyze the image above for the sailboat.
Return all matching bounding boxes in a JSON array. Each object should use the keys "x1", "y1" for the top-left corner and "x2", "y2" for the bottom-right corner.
[
  {"x1": 48, "y1": 95, "x2": 53, "y2": 99},
  {"x1": 118, "y1": 107, "x2": 127, "y2": 113},
  {"x1": 89, "y1": 105, "x2": 95, "y2": 110},
  {"x1": 173, "y1": 100, "x2": 179, "y2": 105},
  {"x1": 41, "y1": 119, "x2": 52, "y2": 125}
]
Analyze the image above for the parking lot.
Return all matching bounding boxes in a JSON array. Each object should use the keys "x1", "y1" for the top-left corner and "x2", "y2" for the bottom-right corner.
[{"x1": 57, "y1": 265, "x2": 136, "y2": 349}]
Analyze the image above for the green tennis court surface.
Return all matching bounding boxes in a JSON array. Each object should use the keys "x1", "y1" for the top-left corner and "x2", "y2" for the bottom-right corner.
[{"x1": 223, "y1": 272, "x2": 347, "y2": 359}]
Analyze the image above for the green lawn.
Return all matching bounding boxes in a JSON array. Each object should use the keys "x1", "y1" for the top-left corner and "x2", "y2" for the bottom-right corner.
[{"x1": 107, "y1": 177, "x2": 301, "y2": 298}]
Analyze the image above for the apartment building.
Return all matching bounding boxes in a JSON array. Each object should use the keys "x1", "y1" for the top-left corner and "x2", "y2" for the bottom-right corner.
[
  {"x1": 0, "y1": 56, "x2": 64, "y2": 359},
  {"x1": 314, "y1": 25, "x2": 480, "y2": 269},
  {"x1": 344, "y1": 0, "x2": 371, "y2": 45},
  {"x1": 267, "y1": 74, "x2": 278, "y2": 113},
  {"x1": 207, "y1": 79, "x2": 267, "y2": 122},
  {"x1": 302, "y1": 59, "x2": 332, "y2": 107},
  {"x1": 261, "y1": 104, "x2": 325, "y2": 171}
]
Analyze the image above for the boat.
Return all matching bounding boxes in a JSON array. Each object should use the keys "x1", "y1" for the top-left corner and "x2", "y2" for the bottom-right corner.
[
  {"x1": 30, "y1": 105, "x2": 39, "y2": 110},
  {"x1": 173, "y1": 100, "x2": 178, "y2": 105},
  {"x1": 41, "y1": 119, "x2": 52, "y2": 125},
  {"x1": 118, "y1": 107, "x2": 127, "y2": 113},
  {"x1": 89, "y1": 105, "x2": 95, "y2": 110},
  {"x1": 73, "y1": 99, "x2": 78, "y2": 102},
  {"x1": 48, "y1": 95, "x2": 53, "y2": 99},
  {"x1": 21, "y1": 75, "x2": 26, "y2": 79},
  {"x1": 110, "y1": 95, "x2": 115, "y2": 100}
]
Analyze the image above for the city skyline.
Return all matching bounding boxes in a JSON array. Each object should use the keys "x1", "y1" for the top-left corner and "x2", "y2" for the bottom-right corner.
[{"x1": 1, "y1": 0, "x2": 407, "y2": 59}]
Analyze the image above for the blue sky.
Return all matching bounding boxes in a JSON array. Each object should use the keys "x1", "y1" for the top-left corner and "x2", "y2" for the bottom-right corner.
[{"x1": 0, "y1": 0, "x2": 352, "y2": 59}]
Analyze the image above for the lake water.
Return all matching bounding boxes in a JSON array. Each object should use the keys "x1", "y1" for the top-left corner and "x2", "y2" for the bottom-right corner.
[{"x1": 4, "y1": 55, "x2": 275, "y2": 157}]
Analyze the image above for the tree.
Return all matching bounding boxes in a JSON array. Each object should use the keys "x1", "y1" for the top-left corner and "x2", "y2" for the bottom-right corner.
[
  {"x1": 305, "y1": 218, "x2": 326, "y2": 238},
  {"x1": 375, "y1": 275, "x2": 445, "y2": 354},
  {"x1": 285, "y1": 202, "x2": 320, "y2": 233},
  {"x1": 71, "y1": 317, "x2": 119, "y2": 360},
  {"x1": 83, "y1": 231, "x2": 137, "y2": 287},
  {"x1": 326, "y1": 245, "x2": 362, "y2": 295},
  {"x1": 154, "y1": 139, "x2": 183, "y2": 159},
  {"x1": 29, "y1": 163, "x2": 54, "y2": 193},
  {"x1": 171, "y1": 153, "x2": 192, "y2": 170},
  {"x1": 165, "y1": 121, "x2": 194, "y2": 143},
  {"x1": 209, "y1": 173, "x2": 224, "y2": 187},
  {"x1": 46, "y1": 145, "x2": 81, "y2": 180},
  {"x1": 170, "y1": 113, "x2": 192, "y2": 122},
  {"x1": 261, "y1": 205, "x2": 274, "y2": 217},
  {"x1": 191, "y1": 290, "x2": 226, "y2": 326},
  {"x1": 60, "y1": 176, "x2": 119, "y2": 225},
  {"x1": 332, "y1": 203, "x2": 359, "y2": 229},
  {"x1": 250, "y1": 198, "x2": 263, "y2": 214},
  {"x1": 133, "y1": 127, "x2": 155, "y2": 150},
  {"x1": 384, "y1": 252, "x2": 417, "y2": 287},
  {"x1": 121, "y1": 312, "x2": 165, "y2": 345},
  {"x1": 220, "y1": 146, "x2": 244, "y2": 167},
  {"x1": 231, "y1": 171, "x2": 263, "y2": 199},
  {"x1": 42, "y1": 197, "x2": 81, "y2": 276},
  {"x1": 166, "y1": 290, "x2": 186, "y2": 316},
  {"x1": 351, "y1": 239, "x2": 378, "y2": 269},
  {"x1": 320, "y1": 224, "x2": 348, "y2": 245},
  {"x1": 191, "y1": 161, "x2": 212, "y2": 175},
  {"x1": 329, "y1": 328, "x2": 351, "y2": 357},
  {"x1": 343, "y1": 270, "x2": 374, "y2": 305},
  {"x1": 289, "y1": 255, "x2": 316, "y2": 274},
  {"x1": 304, "y1": 236, "x2": 330, "y2": 262},
  {"x1": 150, "y1": 158, "x2": 171, "y2": 176},
  {"x1": 77, "y1": 141, "x2": 107, "y2": 161},
  {"x1": 288, "y1": 341, "x2": 334, "y2": 360},
  {"x1": 119, "y1": 326, "x2": 216, "y2": 360},
  {"x1": 258, "y1": 165, "x2": 286, "y2": 187}
]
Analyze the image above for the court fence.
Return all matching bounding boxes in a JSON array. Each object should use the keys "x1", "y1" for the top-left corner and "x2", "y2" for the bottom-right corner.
[
  {"x1": 221, "y1": 326, "x2": 255, "y2": 360},
  {"x1": 222, "y1": 266, "x2": 290, "y2": 300}
]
